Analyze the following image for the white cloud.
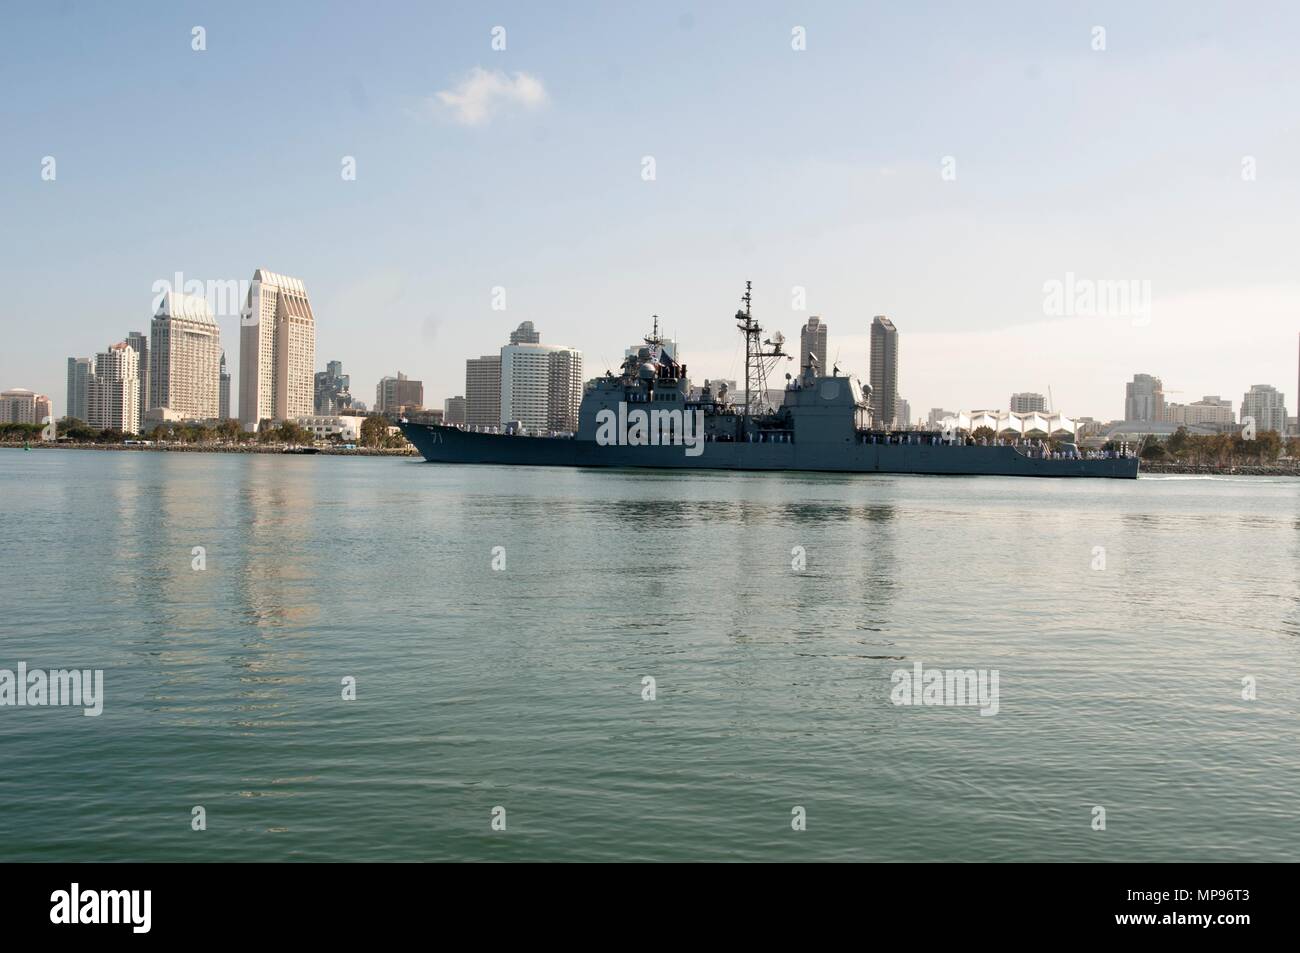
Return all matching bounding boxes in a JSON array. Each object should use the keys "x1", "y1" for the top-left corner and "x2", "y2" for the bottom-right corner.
[{"x1": 430, "y1": 67, "x2": 547, "y2": 126}]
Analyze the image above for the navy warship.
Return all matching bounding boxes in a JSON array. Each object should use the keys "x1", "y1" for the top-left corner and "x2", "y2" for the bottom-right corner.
[{"x1": 399, "y1": 283, "x2": 1139, "y2": 479}]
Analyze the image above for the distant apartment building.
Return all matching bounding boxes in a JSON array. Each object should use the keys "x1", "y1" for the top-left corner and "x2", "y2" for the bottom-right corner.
[
  {"x1": 800, "y1": 316, "x2": 828, "y2": 375},
  {"x1": 1241, "y1": 384, "x2": 1287, "y2": 433},
  {"x1": 125, "y1": 330, "x2": 150, "y2": 425},
  {"x1": 500, "y1": 342, "x2": 583, "y2": 433},
  {"x1": 219, "y1": 353, "x2": 231, "y2": 420},
  {"x1": 88, "y1": 341, "x2": 140, "y2": 433},
  {"x1": 1124, "y1": 373, "x2": 1165, "y2": 421},
  {"x1": 869, "y1": 315, "x2": 899, "y2": 428},
  {"x1": 150, "y1": 291, "x2": 221, "y2": 421},
  {"x1": 375, "y1": 372, "x2": 424, "y2": 413},
  {"x1": 465, "y1": 355, "x2": 502, "y2": 428},
  {"x1": 66, "y1": 357, "x2": 93, "y2": 422},
  {"x1": 509, "y1": 321, "x2": 541, "y2": 345},
  {"x1": 1009, "y1": 392, "x2": 1046, "y2": 413},
  {"x1": 1164, "y1": 395, "x2": 1234, "y2": 429},
  {"x1": 239, "y1": 269, "x2": 316, "y2": 428},
  {"x1": 444, "y1": 395, "x2": 467, "y2": 426},
  {"x1": 0, "y1": 389, "x2": 52, "y2": 425},
  {"x1": 314, "y1": 360, "x2": 352, "y2": 415},
  {"x1": 895, "y1": 397, "x2": 912, "y2": 429},
  {"x1": 927, "y1": 408, "x2": 957, "y2": 431}
]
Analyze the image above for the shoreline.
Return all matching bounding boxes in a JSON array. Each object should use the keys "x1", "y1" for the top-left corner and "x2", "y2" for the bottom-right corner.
[{"x1": 1, "y1": 441, "x2": 419, "y2": 457}]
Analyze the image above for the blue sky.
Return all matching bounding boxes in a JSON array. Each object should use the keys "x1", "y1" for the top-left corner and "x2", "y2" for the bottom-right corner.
[{"x1": 3, "y1": 0, "x2": 1300, "y2": 421}]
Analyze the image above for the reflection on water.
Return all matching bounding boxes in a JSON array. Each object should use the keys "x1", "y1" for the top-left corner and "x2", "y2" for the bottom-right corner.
[{"x1": 1, "y1": 451, "x2": 1298, "y2": 861}]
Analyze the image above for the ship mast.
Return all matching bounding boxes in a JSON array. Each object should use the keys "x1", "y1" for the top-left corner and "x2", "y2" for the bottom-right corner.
[{"x1": 735, "y1": 281, "x2": 789, "y2": 421}]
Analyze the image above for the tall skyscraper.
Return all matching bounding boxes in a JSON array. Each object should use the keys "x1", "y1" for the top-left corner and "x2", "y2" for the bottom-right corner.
[
  {"x1": 1241, "y1": 384, "x2": 1287, "y2": 433},
  {"x1": 219, "y1": 352, "x2": 231, "y2": 420},
  {"x1": 239, "y1": 269, "x2": 316, "y2": 428},
  {"x1": 869, "y1": 315, "x2": 898, "y2": 428},
  {"x1": 1124, "y1": 374, "x2": 1164, "y2": 421},
  {"x1": 151, "y1": 292, "x2": 221, "y2": 421},
  {"x1": 509, "y1": 321, "x2": 541, "y2": 345},
  {"x1": 66, "y1": 357, "x2": 93, "y2": 422},
  {"x1": 1009, "y1": 392, "x2": 1046, "y2": 413},
  {"x1": 314, "y1": 360, "x2": 352, "y2": 414},
  {"x1": 375, "y1": 372, "x2": 424, "y2": 413},
  {"x1": 465, "y1": 355, "x2": 502, "y2": 428},
  {"x1": 444, "y1": 395, "x2": 467, "y2": 426},
  {"x1": 499, "y1": 342, "x2": 583, "y2": 433},
  {"x1": 88, "y1": 341, "x2": 140, "y2": 433},
  {"x1": 800, "y1": 316, "x2": 827, "y2": 375},
  {"x1": 546, "y1": 348, "x2": 584, "y2": 433},
  {"x1": 125, "y1": 330, "x2": 150, "y2": 425},
  {"x1": 895, "y1": 396, "x2": 911, "y2": 429}
]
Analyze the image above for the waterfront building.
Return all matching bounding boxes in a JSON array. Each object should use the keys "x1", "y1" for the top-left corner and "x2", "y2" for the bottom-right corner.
[
  {"x1": 0, "y1": 388, "x2": 52, "y2": 425},
  {"x1": 66, "y1": 357, "x2": 93, "y2": 422},
  {"x1": 1124, "y1": 374, "x2": 1165, "y2": 422},
  {"x1": 895, "y1": 397, "x2": 912, "y2": 429},
  {"x1": 869, "y1": 315, "x2": 898, "y2": 428},
  {"x1": 125, "y1": 330, "x2": 150, "y2": 425},
  {"x1": 465, "y1": 355, "x2": 502, "y2": 429},
  {"x1": 500, "y1": 343, "x2": 583, "y2": 433},
  {"x1": 1010, "y1": 392, "x2": 1046, "y2": 413},
  {"x1": 296, "y1": 414, "x2": 362, "y2": 442},
  {"x1": 945, "y1": 409, "x2": 1077, "y2": 438},
  {"x1": 800, "y1": 316, "x2": 828, "y2": 376},
  {"x1": 1241, "y1": 384, "x2": 1287, "y2": 433},
  {"x1": 444, "y1": 395, "x2": 467, "y2": 426},
  {"x1": 239, "y1": 269, "x2": 316, "y2": 429},
  {"x1": 1164, "y1": 395, "x2": 1234, "y2": 429},
  {"x1": 88, "y1": 341, "x2": 140, "y2": 433},
  {"x1": 150, "y1": 291, "x2": 221, "y2": 421},
  {"x1": 927, "y1": 408, "x2": 957, "y2": 431},
  {"x1": 375, "y1": 372, "x2": 424, "y2": 413}
]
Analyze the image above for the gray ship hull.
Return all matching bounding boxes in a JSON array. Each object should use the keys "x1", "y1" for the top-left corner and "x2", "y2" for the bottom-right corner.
[{"x1": 399, "y1": 423, "x2": 1140, "y2": 478}]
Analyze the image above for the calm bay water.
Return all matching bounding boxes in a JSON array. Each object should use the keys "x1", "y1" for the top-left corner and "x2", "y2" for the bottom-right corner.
[{"x1": 1, "y1": 448, "x2": 1297, "y2": 862}]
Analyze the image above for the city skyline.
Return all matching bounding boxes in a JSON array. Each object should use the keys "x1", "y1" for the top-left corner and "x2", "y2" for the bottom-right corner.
[{"x1": 6, "y1": 3, "x2": 1300, "y2": 422}]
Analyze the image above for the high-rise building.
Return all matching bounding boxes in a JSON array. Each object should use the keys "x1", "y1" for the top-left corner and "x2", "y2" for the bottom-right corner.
[
  {"x1": 800, "y1": 316, "x2": 828, "y2": 376},
  {"x1": 88, "y1": 342, "x2": 140, "y2": 433},
  {"x1": 239, "y1": 269, "x2": 316, "y2": 429},
  {"x1": 1009, "y1": 392, "x2": 1046, "y2": 413},
  {"x1": 444, "y1": 395, "x2": 467, "y2": 426},
  {"x1": 66, "y1": 357, "x2": 93, "y2": 422},
  {"x1": 546, "y1": 348, "x2": 584, "y2": 433},
  {"x1": 125, "y1": 330, "x2": 150, "y2": 425},
  {"x1": 895, "y1": 397, "x2": 911, "y2": 429},
  {"x1": 509, "y1": 321, "x2": 541, "y2": 345},
  {"x1": 1124, "y1": 374, "x2": 1164, "y2": 421},
  {"x1": 219, "y1": 353, "x2": 231, "y2": 420},
  {"x1": 465, "y1": 355, "x2": 502, "y2": 428},
  {"x1": 314, "y1": 360, "x2": 352, "y2": 415},
  {"x1": 1164, "y1": 395, "x2": 1234, "y2": 429},
  {"x1": 869, "y1": 315, "x2": 898, "y2": 428},
  {"x1": 0, "y1": 389, "x2": 52, "y2": 425},
  {"x1": 500, "y1": 342, "x2": 583, "y2": 433},
  {"x1": 150, "y1": 292, "x2": 221, "y2": 421},
  {"x1": 375, "y1": 372, "x2": 424, "y2": 413},
  {"x1": 1241, "y1": 384, "x2": 1287, "y2": 433}
]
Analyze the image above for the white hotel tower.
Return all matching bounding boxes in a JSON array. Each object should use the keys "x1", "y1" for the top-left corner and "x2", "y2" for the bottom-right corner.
[
  {"x1": 239, "y1": 269, "x2": 316, "y2": 429},
  {"x1": 150, "y1": 292, "x2": 221, "y2": 421}
]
